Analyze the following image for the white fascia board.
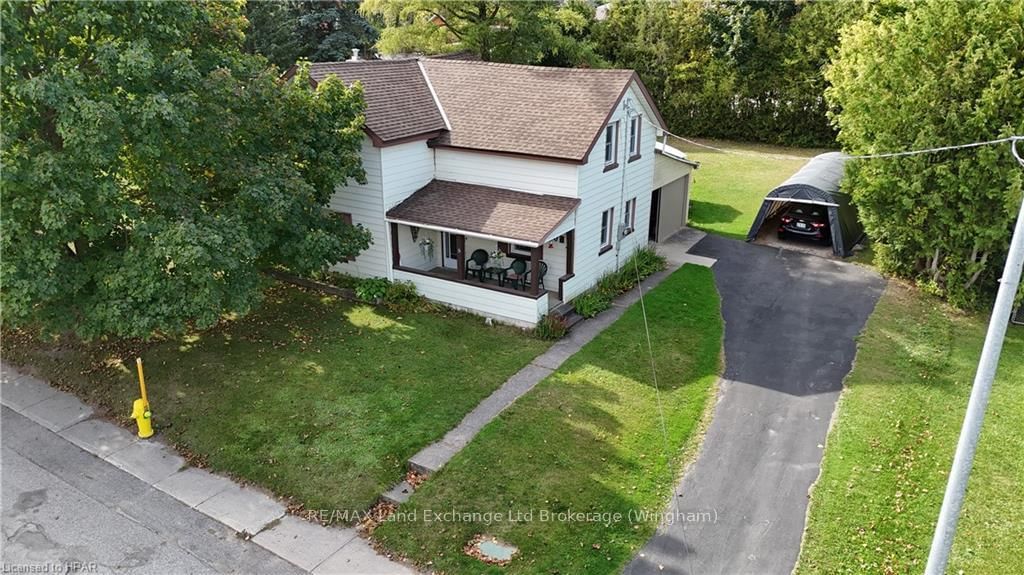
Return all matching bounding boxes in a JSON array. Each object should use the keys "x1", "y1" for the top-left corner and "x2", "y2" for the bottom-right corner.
[{"x1": 386, "y1": 218, "x2": 540, "y2": 247}]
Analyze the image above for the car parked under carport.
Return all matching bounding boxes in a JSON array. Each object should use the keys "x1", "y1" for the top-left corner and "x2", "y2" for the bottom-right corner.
[{"x1": 746, "y1": 152, "x2": 865, "y2": 257}]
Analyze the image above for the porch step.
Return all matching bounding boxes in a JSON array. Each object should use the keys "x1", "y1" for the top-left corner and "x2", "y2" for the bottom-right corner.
[
  {"x1": 550, "y1": 301, "x2": 585, "y2": 331},
  {"x1": 380, "y1": 480, "x2": 415, "y2": 505},
  {"x1": 562, "y1": 311, "x2": 585, "y2": 330},
  {"x1": 550, "y1": 301, "x2": 575, "y2": 317}
]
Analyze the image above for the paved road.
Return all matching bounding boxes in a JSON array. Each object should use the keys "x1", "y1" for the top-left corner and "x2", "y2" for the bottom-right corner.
[
  {"x1": 1, "y1": 407, "x2": 303, "y2": 575},
  {"x1": 626, "y1": 235, "x2": 886, "y2": 575}
]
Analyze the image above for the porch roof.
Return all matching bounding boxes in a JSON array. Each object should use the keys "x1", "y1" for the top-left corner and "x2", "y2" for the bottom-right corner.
[{"x1": 386, "y1": 180, "x2": 579, "y2": 246}]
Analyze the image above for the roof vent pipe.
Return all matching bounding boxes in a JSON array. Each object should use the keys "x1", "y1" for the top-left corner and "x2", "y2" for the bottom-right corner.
[{"x1": 349, "y1": 48, "x2": 360, "y2": 61}]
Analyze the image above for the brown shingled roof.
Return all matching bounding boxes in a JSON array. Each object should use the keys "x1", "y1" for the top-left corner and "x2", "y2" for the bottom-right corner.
[
  {"x1": 297, "y1": 58, "x2": 666, "y2": 161},
  {"x1": 422, "y1": 59, "x2": 655, "y2": 162},
  {"x1": 306, "y1": 60, "x2": 446, "y2": 143},
  {"x1": 386, "y1": 180, "x2": 580, "y2": 245}
]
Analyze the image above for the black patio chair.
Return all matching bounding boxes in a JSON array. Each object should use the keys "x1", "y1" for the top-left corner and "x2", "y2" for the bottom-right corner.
[
  {"x1": 465, "y1": 249, "x2": 489, "y2": 280},
  {"x1": 524, "y1": 261, "x2": 548, "y2": 292},
  {"x1": 505, "y1": 259, "x2": 528, "y2": 290}
]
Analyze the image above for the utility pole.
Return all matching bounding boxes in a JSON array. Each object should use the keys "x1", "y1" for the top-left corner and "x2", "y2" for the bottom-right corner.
[{"x1": 924, "y1": 137, "x2": 1024, "y2": 574}]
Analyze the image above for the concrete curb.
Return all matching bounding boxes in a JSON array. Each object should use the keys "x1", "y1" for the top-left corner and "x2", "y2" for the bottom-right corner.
[{"x1": 0, "y1": 363, "x2": 416, "y2": 575}]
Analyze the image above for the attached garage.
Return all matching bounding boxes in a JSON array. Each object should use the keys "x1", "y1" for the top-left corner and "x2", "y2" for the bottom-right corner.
[
  {"x1": 746, "y1": 152, "x2": 864, "y2": 257},
  {"x1": 651, "y1": 141, "x2": 699, "y2": 242}
]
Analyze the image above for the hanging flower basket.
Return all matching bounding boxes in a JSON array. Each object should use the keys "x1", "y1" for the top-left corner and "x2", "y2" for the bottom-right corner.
[{"x1": 418, "y1": 238, "x2": 434, "y2": 262}]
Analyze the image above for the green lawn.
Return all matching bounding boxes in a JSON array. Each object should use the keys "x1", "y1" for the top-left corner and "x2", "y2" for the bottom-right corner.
[
  {"x1": 374, "y1": 264, "x2": 722, "y2": 574},
  {"x1": 2, "y1": 284, "x2": 549, "y2": 519},
  {"x1": 796, "y1": 283, "x2": 1024, "y2": 574},
  {"x1": 674, "y1": 137, "x2": 830, "y2": 239}
]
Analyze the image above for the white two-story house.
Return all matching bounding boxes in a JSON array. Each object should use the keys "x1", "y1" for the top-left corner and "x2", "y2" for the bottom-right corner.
[{"x1": 296, "y1": 57, "x2": 697, "y2": 327}]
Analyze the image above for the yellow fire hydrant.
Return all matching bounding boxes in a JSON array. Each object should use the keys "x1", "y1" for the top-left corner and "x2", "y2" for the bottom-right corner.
[{"x1": 132, "y1": 357, "x2": 154, "y2": 439}]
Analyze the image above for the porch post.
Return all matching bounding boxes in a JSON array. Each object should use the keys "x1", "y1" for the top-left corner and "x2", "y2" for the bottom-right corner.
[
  {"x1": 530, "y1": 246, "x2": 541, "y2": 296},
  {"x1": 456, "y1": 234, "x2": 466, "y2": 278},
  {"x1": 559, "y1": 230, "x2": 575, "y2": 301},
  {"x1": 389, "y1": 222, "x2": 400, "y2": 268},
  {"x1": 565, "y1": 230, "x2": 575, "y2": 276}
]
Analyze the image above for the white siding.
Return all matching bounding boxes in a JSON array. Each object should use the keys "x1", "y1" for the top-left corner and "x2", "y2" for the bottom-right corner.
[
  {"x1": 654, "y1": 153, "x2": 694, "y2": 190},
  {"x1": 562, "y1": 82, "x2": 658, "y2": 302},
  {"x1": 380, "y1": 141, "x2": 436, "y2": 279},
  {"x1": 329, "y1": 137, "x2": 387, "y2": 279},
  {"x1": 330, "y1": 138, "x2": 435, "y2": 280},
  {"x1": 393, "y1": 269, "x2": 548, "y2": 327},
  {"x1": 435, "y1": 148, "x2": 578, "y2": 197},
  {"x1": 382, "y1": 141, "x2": 435, "y2": 209}
]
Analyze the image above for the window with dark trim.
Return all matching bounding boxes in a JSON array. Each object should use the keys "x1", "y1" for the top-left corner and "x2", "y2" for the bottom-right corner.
[
  {"x1": 600, "y1": 207, "x2": 614, "y2": 253},
  {"x1": 628, "y1": 115, "x2": 641, "y2": 161},
  {"x1": 623, "y1": 198, "x2": 637, "y2": 234},
  {"x1": 603, "y1": 122, "x2": 618, "y2": 168},
  {"x1": 509, "y1": 243, "x2": 532, "y2": 257}
]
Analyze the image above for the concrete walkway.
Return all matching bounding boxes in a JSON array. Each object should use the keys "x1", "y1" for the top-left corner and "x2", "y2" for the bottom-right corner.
[
  {"x1": 626, "y1": 235, "x2": 886, "y2": 575},
  {"x1": 1, "y1": 364, "x2": 416, "y2": 575},
  {"x1": 406, "y1": 228, "x2": 713, "y2": 480}
]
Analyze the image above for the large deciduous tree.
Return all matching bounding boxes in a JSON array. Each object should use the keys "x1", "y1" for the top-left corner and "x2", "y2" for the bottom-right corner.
[
  {"x1": 360, "y1": 0, "x2": 605, "y2": 66},
  {"x1": 827, "y1": 0, "x2": 1024, "y2": 307},
  {"x1": 1, "y1": 1, "x2": 371, "y2": 339}
]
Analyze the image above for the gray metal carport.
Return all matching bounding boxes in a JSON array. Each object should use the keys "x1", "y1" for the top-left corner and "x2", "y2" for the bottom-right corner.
[{"x1": 746, "y1": 152, "x2": 864, "y2": 257}]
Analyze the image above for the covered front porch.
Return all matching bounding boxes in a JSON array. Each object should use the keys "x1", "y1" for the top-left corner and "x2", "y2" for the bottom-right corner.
[{"x1": 385, "y1": 180, "x2": 579, "y2": 326}]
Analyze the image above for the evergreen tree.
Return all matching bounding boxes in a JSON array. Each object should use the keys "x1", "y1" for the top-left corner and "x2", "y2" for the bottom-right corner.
[
  {"x1": 245, "y1": 1, "x2": 378, "y2": 69},
  {"x1": 827, "y1": 0, "x2": 1024, "y2": 306}
]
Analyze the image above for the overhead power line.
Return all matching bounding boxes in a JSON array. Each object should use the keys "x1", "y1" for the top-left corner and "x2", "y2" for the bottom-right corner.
[
  {"x1": 653, "y1": 122, "x2": 1023, "y2": 163},
  {"x1": 846, "y1": 136, "x2": 1022, "y2": 160}
]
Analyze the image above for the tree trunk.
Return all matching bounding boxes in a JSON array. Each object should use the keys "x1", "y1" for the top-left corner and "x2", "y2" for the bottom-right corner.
[
  {"x1": 929, "y1": 248, "x2": 945, "y2": 282},
  {"x1": 964, "y1": 251, "x2": 989, "y2": 290}
]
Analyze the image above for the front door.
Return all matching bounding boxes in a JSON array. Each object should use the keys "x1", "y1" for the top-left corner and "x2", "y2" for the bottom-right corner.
[
  {"x1": 649, "y1": 188, "x2": 662, "y2": 242},
  {"x1": 442, "y1": 232, "x2": 459, "y2": 269}
]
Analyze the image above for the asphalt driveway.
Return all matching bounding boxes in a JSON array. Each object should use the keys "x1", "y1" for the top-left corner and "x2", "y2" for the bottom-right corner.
[{"x1": 626, "y1": 235, "x2": 886, "y2": 575}]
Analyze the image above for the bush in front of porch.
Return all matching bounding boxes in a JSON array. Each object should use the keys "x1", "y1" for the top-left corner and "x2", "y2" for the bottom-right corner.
[
  {"x1": 1, "y1": 283, "x2": 550, "y2": 519},
  {"x1": 373, "y1": 264, "x2": 722, "y2": 574},
  {"x1": 309, "y1": 270, "x2": 436, "y2": 314},
  {"x1": 572, "y1": 247, "x2": 667, "y2": 318}
]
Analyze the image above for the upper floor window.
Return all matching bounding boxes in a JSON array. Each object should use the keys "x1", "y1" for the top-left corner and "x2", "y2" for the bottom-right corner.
[
  {"x1": 604, "y1": 122, "x2": 618, "y2": 167},
  {"x1": 628, "y1": 116, "x2": 641, "y2": 159}
]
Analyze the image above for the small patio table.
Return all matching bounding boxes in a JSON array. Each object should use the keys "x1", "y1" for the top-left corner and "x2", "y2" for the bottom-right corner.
[{"x1": 483, "y1": 266, "x2": 507, "y2": 287}]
